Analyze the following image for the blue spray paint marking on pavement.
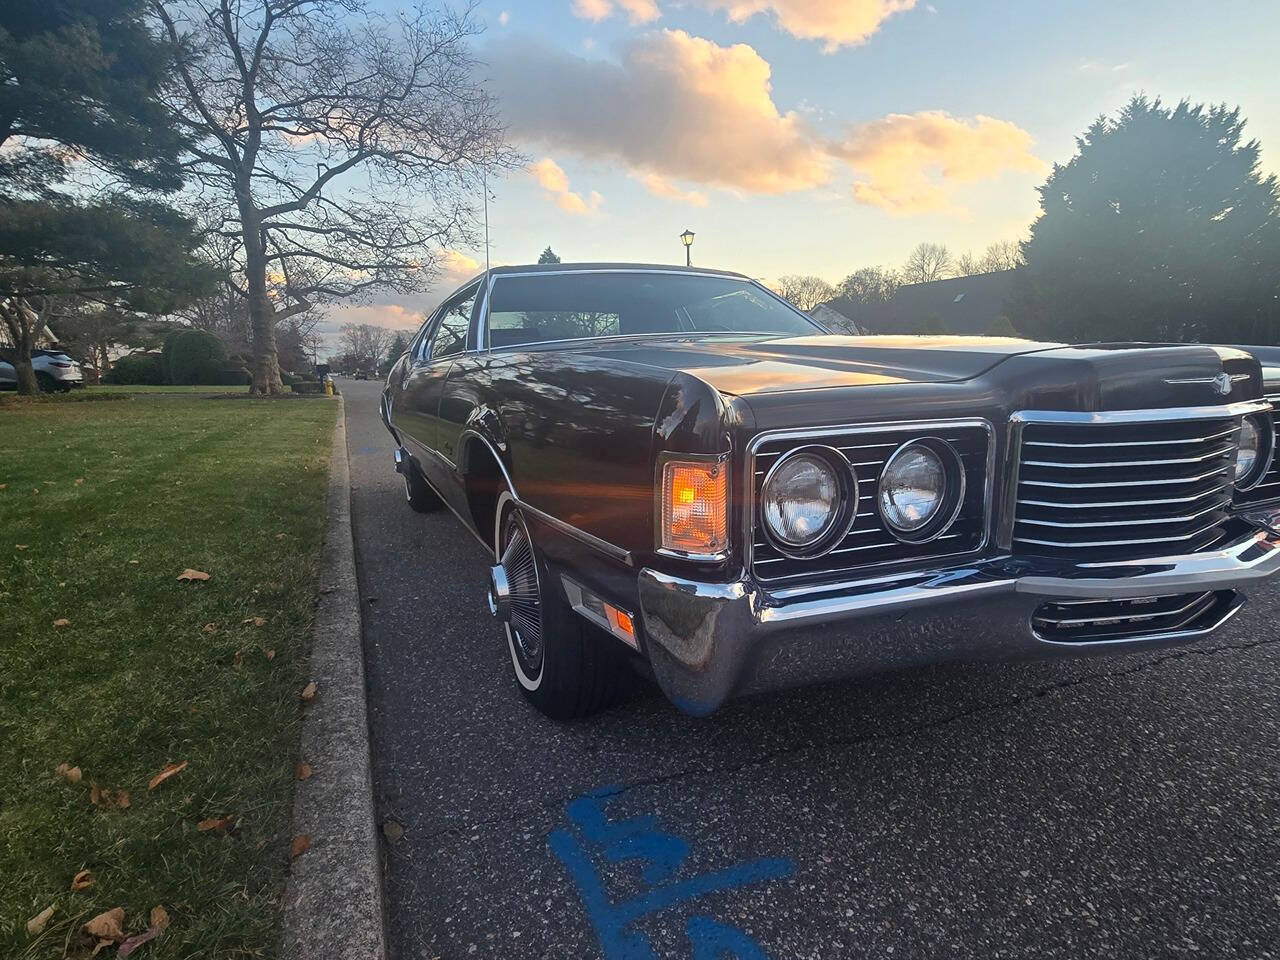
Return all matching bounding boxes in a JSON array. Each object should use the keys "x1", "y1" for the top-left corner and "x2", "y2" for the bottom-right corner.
[{"x1": 549, "y1": 786, "x2": 794, "y2": 959}]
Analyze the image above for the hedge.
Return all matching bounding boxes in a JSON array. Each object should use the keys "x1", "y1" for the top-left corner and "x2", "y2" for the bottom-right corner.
[
  {"x1": 103, "y1": 353, "x2": 164, "y2": 385},
  {"x1": 164, "y1": 330, "x2": 227, "y2": 385}
]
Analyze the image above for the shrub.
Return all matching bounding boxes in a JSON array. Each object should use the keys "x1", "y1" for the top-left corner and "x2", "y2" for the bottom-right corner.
[
  {"x1": 280, "y1": 371, "x2": 300, "y2": 386},
  {"x1": 104, "y1": 353, "x2": 164, "y2": 385},
  {"x1": 291, "y1": 380, "x2": 324, "y2": 394},
  {"x1": 212, "y1": 362, "x2": 252, "y2": 385},
  {"x1": 164, "y1": 330, "x2": 227, "y2": 384}
]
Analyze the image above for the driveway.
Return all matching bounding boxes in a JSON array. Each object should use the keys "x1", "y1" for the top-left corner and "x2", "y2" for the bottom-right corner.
[{"x1": 342, "y1": 378, "x2": 1280, "y2": 960}]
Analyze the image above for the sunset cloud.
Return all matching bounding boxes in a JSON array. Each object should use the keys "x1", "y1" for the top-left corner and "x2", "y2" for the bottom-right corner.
[
  {"x1": 572, "y1": 0, "x2": 660, "y2": 24},
  {"x1": 529, "y1": 158, "x2": 605, "y2": 216},
  {"x1": 489, "y1": 31, "x2": 830, "y2": 195},
  {"x1": 697, "y1": 0, "x2": 916, "y2": 51},
  {"x1": 832, "y1": 111, "x2": 1045, "y2": 213},
  {"x1": 572, "y1": 0, "x2": 913, "y2": 49},
  {"x1": 636, "y1": 173, "x2": 710, "y2": 206}
]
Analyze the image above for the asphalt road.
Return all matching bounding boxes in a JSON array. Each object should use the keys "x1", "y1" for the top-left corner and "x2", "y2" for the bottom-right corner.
[{"x1": 342, "y1": 378, "x2": 1280, "y2": 960}]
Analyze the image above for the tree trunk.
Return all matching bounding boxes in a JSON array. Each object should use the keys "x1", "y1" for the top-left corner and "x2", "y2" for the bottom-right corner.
[
  {"x1": 1, "y1": 300, "x2": 40, "y2": 395},
  {"x1": 241, "y1": 214, "x2": 283, "y2": 396}
]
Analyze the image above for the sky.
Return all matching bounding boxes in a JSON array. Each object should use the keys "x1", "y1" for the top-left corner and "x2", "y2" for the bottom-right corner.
[{"x1": 323, "y1": 0, "x2": 1280, "y2": 349}]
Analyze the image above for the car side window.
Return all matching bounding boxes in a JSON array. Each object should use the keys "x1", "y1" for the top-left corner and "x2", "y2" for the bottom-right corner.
[
  {"x1": 427, "y1": 286, "x2": 477, "y2": 361},
  {"x1": 407, "y1": 316, "x2": 434, "y2": 362}
]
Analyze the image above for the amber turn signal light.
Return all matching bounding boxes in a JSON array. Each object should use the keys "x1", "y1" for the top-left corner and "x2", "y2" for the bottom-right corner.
[{"x1": 660, "y1": 459, "x2": 728, "y2": 557}]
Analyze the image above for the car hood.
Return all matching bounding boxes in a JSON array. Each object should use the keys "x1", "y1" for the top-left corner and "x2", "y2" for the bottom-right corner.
[{"x1": 580, "y1": 334, "x2": 1059, "y2": 396}]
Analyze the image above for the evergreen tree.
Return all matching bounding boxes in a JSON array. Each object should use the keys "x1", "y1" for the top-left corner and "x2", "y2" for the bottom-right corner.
[
  {"x1": 1015, "y1": 96, "x2": 1280, "y2": 344},
  {"x1": 538, "y1": 246, "x2": 562, "y2": 264}
]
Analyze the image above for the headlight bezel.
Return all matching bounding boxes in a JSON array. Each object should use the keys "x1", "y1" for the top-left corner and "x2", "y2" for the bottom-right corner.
[
  {"x1": 877, "y1": 437, "x2": 967, "y2": 543},
  {"x1": 759, "y1": 445, "x2": 859, "y2": 559},
  {"x1": 1234, "y1": 412, "x2": 1274, "y2": 491}
]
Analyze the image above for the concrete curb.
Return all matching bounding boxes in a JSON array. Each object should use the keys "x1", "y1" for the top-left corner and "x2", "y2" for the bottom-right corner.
[{"x1": 281, "y1": 396, "x2": 387, "y2": 959}]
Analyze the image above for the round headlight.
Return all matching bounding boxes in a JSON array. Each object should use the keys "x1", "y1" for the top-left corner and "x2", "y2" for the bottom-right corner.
[
  {"x1": 761, "y1": 448, "x2": 855, "y2": 555},
  {"x1": 1235, "y1": 414, "x2": 1273, "y2": 490},
  {"x1": 877, "y1": 439, "x2": 965, "y2": 541}
]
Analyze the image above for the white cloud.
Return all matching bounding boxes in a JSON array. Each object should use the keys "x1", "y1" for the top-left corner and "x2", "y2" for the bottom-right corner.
[
  {"x1": 635, "y1": 172, "x2": 710, "y2": 206},
  {"x1": 572, "y1": 0, "x2": 661, "y2": 23},
  {"x1": 529, "y1": 158, "x2": 605, "y2": 215},
  {"x1": 571, "y1": 0, "x2": 913, "y2": 50},
  {"x1": 696, "y1": 0, "x2": 916, "y2": 51},
  {"x1": 489, "y1": 31, "x2": 830, "y2": 195},
  {"x1": 498, "y1": 9, "x2": 510, "y2": 25},
  {"x1": 490, "y1": 33, "x2": 1041, "y2": 213},
  {"x1": 832, "y1": 111, "x2": 1045, "y2": 214}
]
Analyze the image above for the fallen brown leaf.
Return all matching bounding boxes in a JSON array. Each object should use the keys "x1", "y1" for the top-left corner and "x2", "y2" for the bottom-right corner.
[
  {"x1": 75, "y1": 478, "x2": 85, "y2": 485},
  {"x1": 90, "y1": 939, "x2": 114, "y2": 958},
  {"x1": 202, "y1": 622, "x2": 218, "y2": 633},
  {"x1": 118, "y1": 927, "x2": 160, "y2": 958},
  {"x1": 150, "y1": 906, "x2": 169, "y2": 931},
  {"x1": 0, "y1": 483, "x2": 6, "y2": 490},
  {"x1": 26, "y1": 904, "x2": 55, "y2": 936},
  {"x1": 233, "y1": 650, "x2": 243, "y2": 669},
  {"x1": 299, "y1": 681, "x2": 317, "y2": 702},
  {"x1": 275, "y1": 532, "x2": 287, "y2": 540},
  {"x1": 71, "y1": 868, "x2": 94, "y2": 892},
  {"x1": 55, "y1": 762, "x2": 83, "y2": 784},
  {"x1": 290, "y1": 834, "x2": 311, "y2": 859},
  {"x1": 16, "y1": 544, "x2": 28, "y2": 550},
  {"x1": 197, "y1": 816, "x2": 235, "y2": 833},
  {"x1": 128, "y1": 559, "x2": 139, "y2": 565},
  {"x1": 264, "y1": 648, "x2": 275, "y2": 660},
  {"x1": 89, "y1": 783, "x2": 131, "y2": 810},
  {"x1": 295, "y1": 762, "x2": 312, "y2": 781},
  {"x1": 242, "y1": 616, "x2": 267, "y2": 627},
  {"x1": 84, "y1": 907, "x2": 126, "y2": 942},
  {"x1": 53, "y1": 618, "x2": 71, "y2": 627},
  {"x1": 176, "y1": 568, "x2": 210, "y2": 582},
  {"x1": 147, "y1": 761, "x2": 188, "y2": 791}
]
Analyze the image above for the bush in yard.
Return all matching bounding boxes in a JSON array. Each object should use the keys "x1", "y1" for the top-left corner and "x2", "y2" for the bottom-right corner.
[
  {"x1": 212, "y1": 362, "x2": 252, "y2": 385},
  {"x1": 280, "y1": 371, "x2": 300, "y2": 386},
  {"x1": 291, "y1": 380, "x2": 324, "y2": 394},
  {"x1": 165, "y1": 329, "x2": 227, "y2": 384},
  {"x1": 103, "y1": 352, "x2": 164, "y2": 385}
]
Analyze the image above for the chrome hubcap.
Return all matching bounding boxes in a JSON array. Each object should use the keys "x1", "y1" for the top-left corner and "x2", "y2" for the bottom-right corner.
[
  {"x1": 500, "y1": 512, "x2": 542, "y2": 672},
  {"x1": 487, "y1": 564, "x2": 512, "y2": 622}
]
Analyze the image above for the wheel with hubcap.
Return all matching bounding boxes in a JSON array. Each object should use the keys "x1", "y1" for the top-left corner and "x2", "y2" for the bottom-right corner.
[{"x1": 491, "y1": 495, "x2": 632, "y2": 719}]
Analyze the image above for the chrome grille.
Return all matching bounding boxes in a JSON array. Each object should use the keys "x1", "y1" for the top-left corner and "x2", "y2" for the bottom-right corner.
[
  {"x1": 1033, "y1": 591, "x2": 1233, "y2": 643},
  {"x1": 1233, "y1": 394, "x2": 1280, "y2": 506},
  {"x1": 750, "y1": 421, "x2": 992, "y2": 584},
  {"x1": 1012, "y1": 414, "x2": 1237, "y2": 559}
]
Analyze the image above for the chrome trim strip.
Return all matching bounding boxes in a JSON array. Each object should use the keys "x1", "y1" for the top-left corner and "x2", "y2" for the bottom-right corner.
[
  {"x1": 561, "y1": 575, "x2": 640, "y2": 650},
  {"x1": 1021, "y1": 443, "x2": 1235, "y2": 468},
  {"x1": 745, "y1": 418, "x2": 996, "y2": 583},
  {"x1": 1013, "y1": 516, "x2": 1226, "y2": 550},
  {"x1": 456, "y1": 428, "x2": 517, "y2": 497},
  {"x1": 1011, "y1": 401, "x2": 1272, "y2": 425},
  {"x1": 1034, "y1": 591, "x2": 1213, "y2": 627},
  {"x1": 1022, "y1": 426, "x2": 1238, "y2": 449},
  {"x1": 523, "y1": 501, "x2": 635, "y2": 567},
  {"x1": 1016, "y1": 499, "x2": 1229, "y2": 529}
]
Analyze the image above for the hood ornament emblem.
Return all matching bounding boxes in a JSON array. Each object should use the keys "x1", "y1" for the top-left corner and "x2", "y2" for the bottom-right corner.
[{"x1": 1164, "y1": 371, "x2": 1240, "y2": 397}]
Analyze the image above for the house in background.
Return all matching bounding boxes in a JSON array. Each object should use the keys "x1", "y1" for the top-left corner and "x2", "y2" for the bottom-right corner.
[{"x1": 816, "y1": 269, "x2": 1020, "y2": 336}]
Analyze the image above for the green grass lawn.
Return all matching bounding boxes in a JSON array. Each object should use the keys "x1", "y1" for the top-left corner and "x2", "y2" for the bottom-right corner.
[
  {"x1": 0, "y1": 396, "x2": 337, "y2": 958},
  {"x1": 84, "y1": 384, "x2": 251, "y2": 394}
]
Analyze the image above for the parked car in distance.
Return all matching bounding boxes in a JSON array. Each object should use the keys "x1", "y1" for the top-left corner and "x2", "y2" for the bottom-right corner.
[
  {"x1": 0, "y1": 348, "x2": 85, "y2": 392},
  {"x1": 381, "y1": 263, "x2": 1280, "y2": 719}
]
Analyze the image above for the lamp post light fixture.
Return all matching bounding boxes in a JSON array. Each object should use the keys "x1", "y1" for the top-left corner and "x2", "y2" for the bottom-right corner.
[{"x1": 679, "y1": 229, "x2": 695, "y2": 267}]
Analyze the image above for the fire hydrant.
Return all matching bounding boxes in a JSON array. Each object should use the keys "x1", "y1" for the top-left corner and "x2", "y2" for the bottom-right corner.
[{"x1": 324, "y1": 377, "x2": 334, "y2": 397}]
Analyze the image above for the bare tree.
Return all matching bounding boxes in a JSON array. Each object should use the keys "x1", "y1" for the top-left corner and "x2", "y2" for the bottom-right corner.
[
  {"x1": 838, "y1": 266, "x2": 900, "y2": 305},
  {"x1": 953, "y1": 251, "x2": 981, "y2": 277},
  {"x1": 153, "y1": 0, "x2": 515, "y2": 394},
  {"x1": 338, "y1": 321, "x2": 394, "y2": 370},
  {"x1": 776, "y1": 274, "x2": 837, "y2": 311},
  {"x1": 980, "y1": 239, "x2": 1025, "y2": 272},
  {"x1": 0, "y1": 298, "x2": 44, "y2": 393},
  {"x1": 901, "y1": 242, "x2": 953, "y2": 285}
]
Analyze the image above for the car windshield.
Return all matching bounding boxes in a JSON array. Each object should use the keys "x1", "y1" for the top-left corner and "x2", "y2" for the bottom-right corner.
[{"x1": 485, "y1": 271, "x2": 819, "y2": 349}]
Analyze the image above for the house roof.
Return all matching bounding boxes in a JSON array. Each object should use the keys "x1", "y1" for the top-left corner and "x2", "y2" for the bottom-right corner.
[{"x1": 858, "y1": 269, "x2": 1018, "y2": 334}]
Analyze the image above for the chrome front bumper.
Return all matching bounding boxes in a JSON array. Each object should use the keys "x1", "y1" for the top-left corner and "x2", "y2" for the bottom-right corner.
[{"x1": 637, "y1": 514, "x2": 1280, "y2": 715}]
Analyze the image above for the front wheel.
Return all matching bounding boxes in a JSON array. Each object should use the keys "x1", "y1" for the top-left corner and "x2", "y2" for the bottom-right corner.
[{"x1": 492, "y1": 497, "x2": 632, "y2": 719}]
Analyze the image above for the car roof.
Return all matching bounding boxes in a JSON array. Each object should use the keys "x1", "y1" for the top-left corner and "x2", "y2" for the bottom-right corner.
[{"x1": 484, "y1": 262, "x2": 750, "y2": 279}]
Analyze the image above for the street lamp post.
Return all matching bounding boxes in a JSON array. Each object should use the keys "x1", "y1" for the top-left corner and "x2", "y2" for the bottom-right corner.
[{"x1": 679, "y1": 229, "x2": 695, "y2": 267}]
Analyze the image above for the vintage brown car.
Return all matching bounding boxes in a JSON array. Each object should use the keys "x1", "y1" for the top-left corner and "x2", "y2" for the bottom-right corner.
[{"x1": 382, "y1": 263, "x2": 1280, "y2": 718}]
